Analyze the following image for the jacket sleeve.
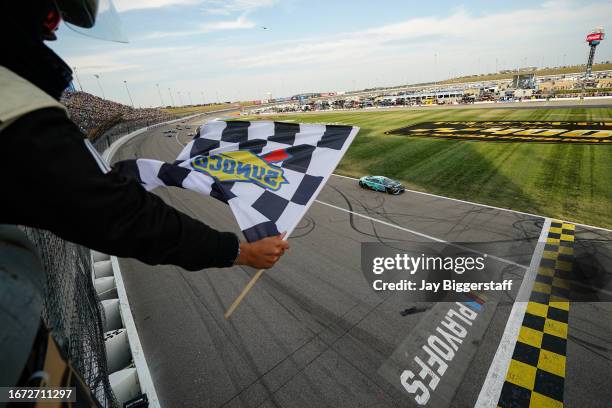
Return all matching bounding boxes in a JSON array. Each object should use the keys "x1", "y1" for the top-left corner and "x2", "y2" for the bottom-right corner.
[{"x1": 1, "y1": 108, "x2": 239, "y2": 271}]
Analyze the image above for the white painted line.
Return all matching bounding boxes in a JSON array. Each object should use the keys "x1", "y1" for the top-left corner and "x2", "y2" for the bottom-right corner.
[
  {"x1": 474, "y1": 217, "x2": 552, "y2": 408},
  {"x1": 329, "y1": 173, "x2": 360, "y2": 180},
  {"x1": 314, "y1": 199, "x2": 528, "y2": 270},
  {"x1": 174, "y1": 133, "x2": 186, "y2": 148},
  {"x1": 111, "y1": 256, "x2": 160, "y2": 408},
  {"x1": 329, "y1": 174, "x2": 611, "y2": 232},
  {"x1": 84, "y1": 139, "x2": 111, "y2": 174},
  {"x1": 103, "y1": 127, "x2": 148, "y2": 162}
]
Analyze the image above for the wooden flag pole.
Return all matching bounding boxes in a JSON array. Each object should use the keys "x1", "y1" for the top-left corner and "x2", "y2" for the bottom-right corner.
[
  {"x1": 224, "y1": 268, "x2": 266, "y2": 319},
  {"x1": 224, "y1": 232, "x2": 289, "y2": 319}
]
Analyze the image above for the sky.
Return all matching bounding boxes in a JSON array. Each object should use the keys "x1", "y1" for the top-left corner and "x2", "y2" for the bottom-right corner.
[{"x1": 49, "y1": 0, "x2": 612, "y2": 107}]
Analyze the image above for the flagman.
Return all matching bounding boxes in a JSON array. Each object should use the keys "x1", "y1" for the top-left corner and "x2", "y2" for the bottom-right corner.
[{"x1": 0, "y1": 0, "x2": 289, "y2": 270}]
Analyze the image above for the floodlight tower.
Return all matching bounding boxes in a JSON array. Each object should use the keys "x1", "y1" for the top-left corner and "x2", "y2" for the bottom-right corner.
[{"x1": 585, "y1": 27, "x2": 605, "y2": 78}]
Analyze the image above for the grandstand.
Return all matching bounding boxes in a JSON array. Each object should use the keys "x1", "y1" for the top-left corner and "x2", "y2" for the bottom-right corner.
[{"x1": 61, "y1": 91, "x2": 176, "y2": 136}]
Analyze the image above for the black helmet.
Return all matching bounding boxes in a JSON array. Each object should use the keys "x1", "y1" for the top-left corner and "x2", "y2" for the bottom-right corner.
[{"x1": 55, "y1": 0, "x2": 98, "y2": 28}]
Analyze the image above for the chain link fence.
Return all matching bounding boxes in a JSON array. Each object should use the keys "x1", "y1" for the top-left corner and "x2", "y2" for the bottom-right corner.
[{"x1": 22, "y1": 227, "x2": 117, "y2": 407}]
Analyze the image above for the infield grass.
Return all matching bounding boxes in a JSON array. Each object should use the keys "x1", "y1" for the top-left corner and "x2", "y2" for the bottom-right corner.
[{"x1": 252, "y1": 106, "x2": 612, "y2": 228}]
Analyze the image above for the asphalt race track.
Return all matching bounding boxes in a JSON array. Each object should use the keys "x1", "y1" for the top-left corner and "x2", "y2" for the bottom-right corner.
[{"x1": 110, "y1": 111, "x2": 612, "y2": 408}]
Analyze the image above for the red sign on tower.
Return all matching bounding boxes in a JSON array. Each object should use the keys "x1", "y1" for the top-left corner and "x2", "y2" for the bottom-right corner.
[{"x1": 586, "y1": 32, "x2": 604, "y2": 42}]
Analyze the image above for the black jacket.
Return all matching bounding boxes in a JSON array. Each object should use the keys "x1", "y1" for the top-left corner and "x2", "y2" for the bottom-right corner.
[{"x1": 0, "y1": 107, "x2": 239, "y2": 271}]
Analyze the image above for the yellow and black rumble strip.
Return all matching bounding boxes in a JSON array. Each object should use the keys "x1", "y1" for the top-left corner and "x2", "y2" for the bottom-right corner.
[
  {"x1": 498, "y1": 220, "x2": 575, "y2": 408},
  {"x1": 386, "y1": 121, "x2": 612, "y2": 144}
]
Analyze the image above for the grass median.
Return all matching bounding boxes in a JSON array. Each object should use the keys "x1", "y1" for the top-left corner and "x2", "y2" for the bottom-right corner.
[{"x1": 250, "y1": 107, "x2": 612, "y2": 228}]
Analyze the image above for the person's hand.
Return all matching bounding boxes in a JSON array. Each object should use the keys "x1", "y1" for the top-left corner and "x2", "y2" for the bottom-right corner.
[{"x1": 235, "y1": 233, "x2": 289, "y2": 269}]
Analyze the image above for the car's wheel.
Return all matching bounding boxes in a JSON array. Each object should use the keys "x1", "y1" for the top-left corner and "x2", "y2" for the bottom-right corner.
[{"x1": 359, "y1": 181, "x2": 364, "y2": 188}]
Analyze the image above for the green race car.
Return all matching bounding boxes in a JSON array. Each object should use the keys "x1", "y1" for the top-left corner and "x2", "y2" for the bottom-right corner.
[{"x1": 359, "y1": 176, "x2": 405, "y2": 195}]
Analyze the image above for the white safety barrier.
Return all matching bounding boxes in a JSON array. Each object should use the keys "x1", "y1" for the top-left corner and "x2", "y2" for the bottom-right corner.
[
  {"x1": 108, "y1": 368, "x2": 140, "y2": 406},
  {"x1": 93, "y1": 260, "x2": 113, "y2": 279},
  {"x1": 101, "y1": 299, "x2": 122, "y2": 332},
  {"x1": 94, "y1": 276, "x2": 117, "y2": 301},
  {"x1": 91, "y1": 249, "x2": 159, "y2": 407}
]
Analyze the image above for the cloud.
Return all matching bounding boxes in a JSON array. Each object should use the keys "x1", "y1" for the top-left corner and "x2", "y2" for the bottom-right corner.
[
  {"x1": 200, "y1": 14, "x2": 256, "y2": 31},
  {"x1": 114, "y1": 0, "x2": 276, "y2": 14},
  {"x1": 201, "y1": 0, "x2": 277, "y2": 15},
  {"x1": 114, "y1": 0, "x2": 203, "y2": 12},
  {"x1": 68, "y1": 46, "x2": 194, "y2": 74},
  {"x1": 141, "y1": 14, "x2": 255, "y2": 39},
  {"x1": 227, "y1": 1, "x2": 612, "y2": 70}
]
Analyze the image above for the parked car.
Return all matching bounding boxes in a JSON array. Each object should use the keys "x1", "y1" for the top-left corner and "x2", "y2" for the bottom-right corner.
[{"x1": 359, "y1": 176, "x2": 405, "y2": 195}]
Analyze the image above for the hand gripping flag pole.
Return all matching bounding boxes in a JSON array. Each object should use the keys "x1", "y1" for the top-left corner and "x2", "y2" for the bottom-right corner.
[
  {"x1": 224, "y1": 231, "x2": 288, "y2": 319},
  {"x1": 115, "y1": 119, "x2": 359, "y2": 318}
]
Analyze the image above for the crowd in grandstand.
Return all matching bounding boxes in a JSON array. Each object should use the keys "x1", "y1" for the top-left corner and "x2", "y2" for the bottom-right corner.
[{"x1": 61, "y1": 91, "x2": 175, "y2": 134}]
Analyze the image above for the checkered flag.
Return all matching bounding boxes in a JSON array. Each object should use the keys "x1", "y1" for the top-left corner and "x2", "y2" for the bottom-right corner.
[{"x1": 115, "y1": 120, "x2": 359, "y2": 242}]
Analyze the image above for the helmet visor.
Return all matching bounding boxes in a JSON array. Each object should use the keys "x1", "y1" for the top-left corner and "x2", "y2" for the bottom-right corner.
[{"x1": 63, "y1": 0, "x2": 128, "y2": 43}]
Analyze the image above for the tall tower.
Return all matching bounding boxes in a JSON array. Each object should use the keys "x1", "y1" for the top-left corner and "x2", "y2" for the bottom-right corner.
[{"x1": 585, "y1": 27, "x2": 605, "y2": 78}]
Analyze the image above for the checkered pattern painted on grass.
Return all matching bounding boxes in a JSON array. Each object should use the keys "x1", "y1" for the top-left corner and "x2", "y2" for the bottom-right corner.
[{"x1": 498, "y1": 220, "x2": 575, "y2": 408}]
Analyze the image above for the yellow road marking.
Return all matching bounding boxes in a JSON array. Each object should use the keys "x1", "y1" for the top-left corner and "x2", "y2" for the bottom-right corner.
[
  {"x1": 506, "y1": 360, "x2": 537, "y2": 390},
  {"x1": 537, "y1": 349, "x2": 566, "y2": 377},
  {"x1": 519, "y1": 325, "x2": 544, "y2": 348}
]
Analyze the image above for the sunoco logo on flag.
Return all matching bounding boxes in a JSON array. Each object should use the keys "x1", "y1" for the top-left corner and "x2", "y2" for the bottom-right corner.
[
  {"x1": 190, "y1": 150, "x2": 290, "y2": 191},
  {"x1": 115, "y1": 120, "x2": 359, "y2": 242}
]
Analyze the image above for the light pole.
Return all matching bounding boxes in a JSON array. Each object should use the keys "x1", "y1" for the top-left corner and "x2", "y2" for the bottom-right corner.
[
  {"x1": 434, "y1": 52, "x2": 438, "y2": 82},
  {"x1": 156, "y1": 83, "x2": 165, "y2": 107},
  {"x1": 167, "y1": 88, "x2": 175, "y2": 106},
  {"x1": 73, "y1": 66, "x2": 84, "y2": 92},
  {"x1": 188, "y1": 92, "x2": 193, "y2": 105},
  {"x1": 177, "y1": 91, "x2": 183, "y2": 106},
  {"x1": 123, "y1": 80, "x2": 134, "y2": 108},
  {"x1": 94, "y1": 74, "x2": 105, "y2": 98}
]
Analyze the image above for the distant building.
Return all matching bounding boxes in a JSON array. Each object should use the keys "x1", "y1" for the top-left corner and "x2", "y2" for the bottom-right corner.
[
  {"x1": 537, "y1": 79, "x2": 577, "y2": 93},
  {"x1": 511, "y1": 73, "x2": 536, "y2": 89},
  {"x1": 597, "y1": 77, "x2": 612, "y2": 88}
]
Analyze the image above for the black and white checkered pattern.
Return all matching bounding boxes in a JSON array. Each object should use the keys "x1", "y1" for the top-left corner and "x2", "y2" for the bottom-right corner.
[{"x1": 116, "y1": 120, "x2": 359, "y2": 242}]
